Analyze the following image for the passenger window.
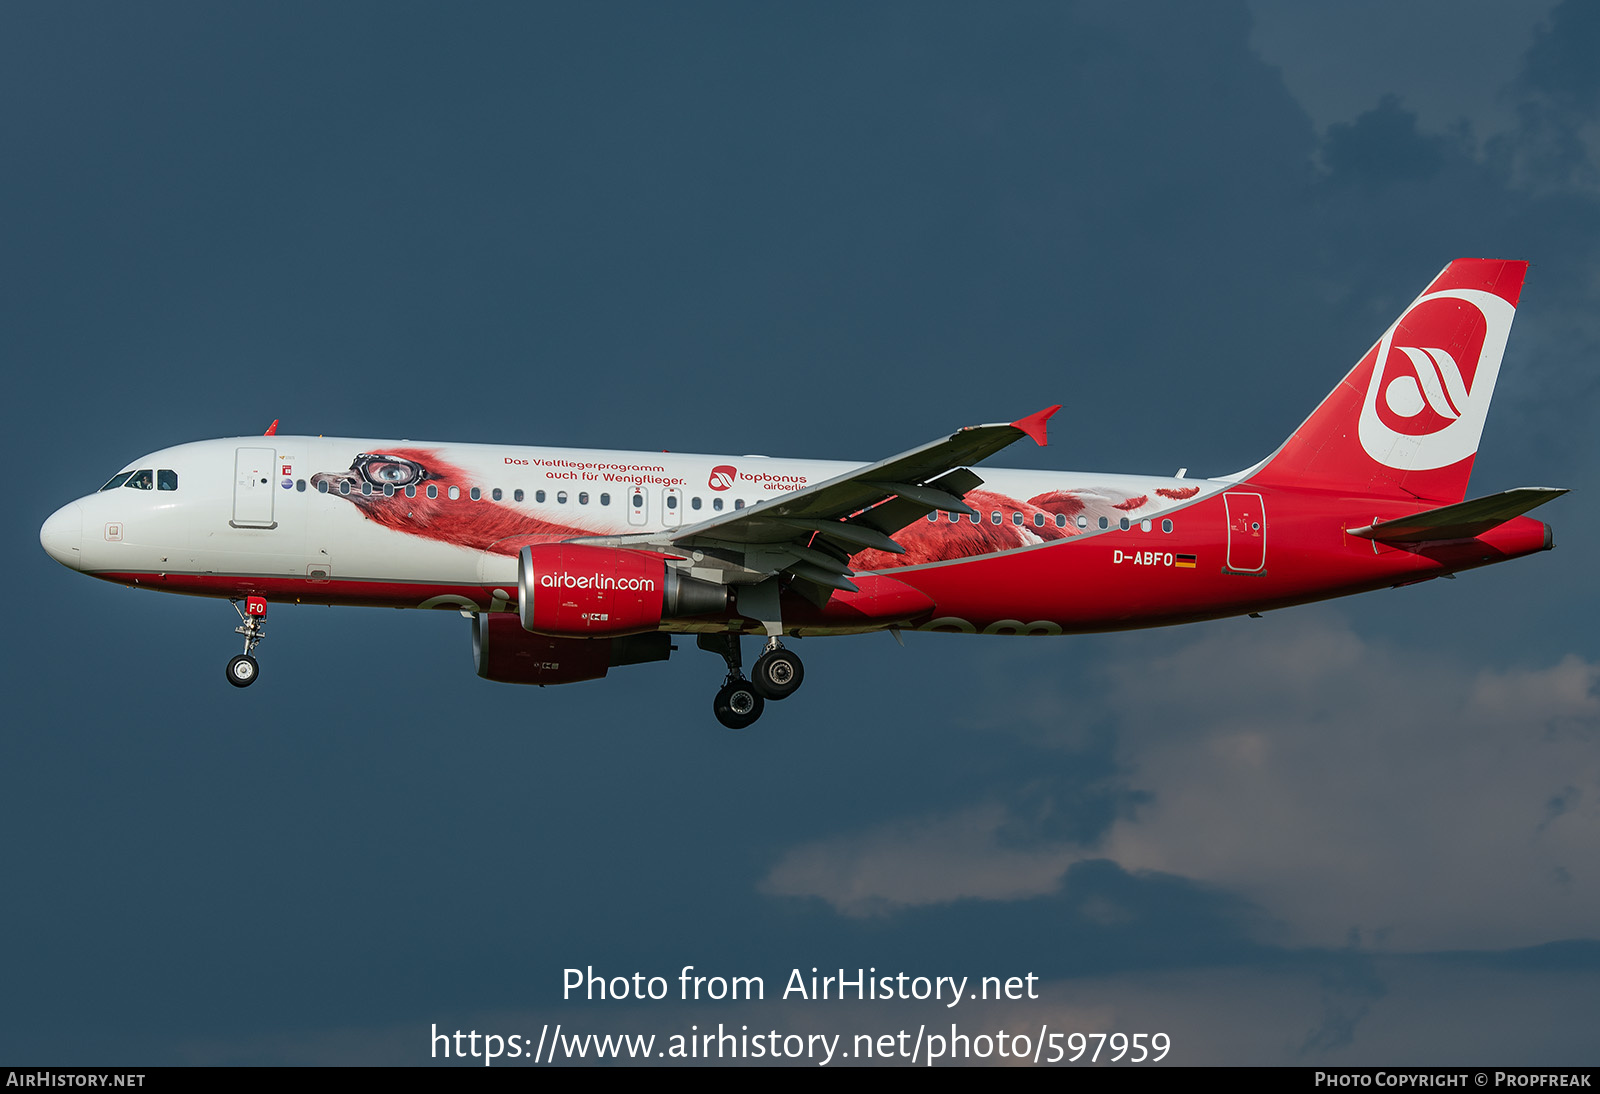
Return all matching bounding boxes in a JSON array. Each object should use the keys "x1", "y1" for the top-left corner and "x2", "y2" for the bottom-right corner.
[
  {"x1": 157, "y1": 470, "x2": 178, "y2": 491},
  {"x1": 317, "y1": 480, "x2": 329, "y2": 494},
  {"x1": 713, "y1": 498, "x2": 724, "y2": 511},
  {"x1": 557, "y1": 491, "x2": 568, "y2": 504},
  {"x1": 99, "y1": 472, "x2": 134, "y2": 492},
  {"x1": 735, "y1": 499, "x2": 745, "y2": 509},
  {"x1": 580, "y1": 492, "x2": 590, "y2": 505},
  {"x1": 536, "y1": 490, "x2": 546, "y2": 503},
  {"x1": 514, "y1": 489, "x2": 524, "y2": 502},
  {"x1": 1033, "y1": 513, "x2": 1044, "y2": 527},
  {"x1": 1098, "y1": 516, "x2": 1108, "y2": 529},
  {"x1": 632, "y1": 493, "x2": 643, "y2": 508},
  {"x1": 990, "y1": 511, "x2": 1001, "y2": 525},
  {"x1": 1120, "y1": 517, "x2": 1130, "y2": 530},
  {"x1": 927, "y1": 512, "x2": 938, "y2": 522},
  {"x1": 125, "y1": 469, "x2": 154, "y2": 490},
  {"x1": 1162, "y1": 518, "x2": 1173, "y2": 533},
  {"x1": 1141, "y1": 519, "x2": 1152, "y2": 532},
  {"x1": 1054, "y1": 513, "x2": 1065, "y2": 528},
  {"x1": 295, "y1": 479, "x2": 305, "y2": 492},
  {"x1": 692, "y1": 497, "x2": 702, "y2": 510},
  {"x1": 362, "y1": 483, "x2": 373, "y2": 496},
  {"x1": 405, "y1": 485, "x2": 415, "y2": 498},
  {"x1": 601, "y1": 493, "x2": 610, "y2": 506},
  {"x1": 1077, "y1": 515, "x2": 1087, "y2": 529},
  {"x1": 383, "y1": 483, "x2": 395, "y2": 497},
  {"x1": 492, "y1": 488, "x2": 503, "y2": 501},
  {"x1": 341, "y1": 481, "x2": 352, "y2": 495},
  {"x1": 448, "y1": 486, "x2": 460, "y2": 500},
  {"x1": 426, "y1": 484, "x2": 438, "y2": 499},
  {"x1": 666, "y1": 495, "x2": 677, "y2": 510},
  {"x1": 948, "y1": 511, "x2": 959, "y2": 522},
  {"x1": 470, "y1": 487, "x2": 482, "y2": 501}
]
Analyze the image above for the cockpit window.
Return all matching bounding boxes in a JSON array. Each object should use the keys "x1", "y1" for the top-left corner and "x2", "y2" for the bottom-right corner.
[
  {"x1": 99, "y1": 472, "x2": 134, "y2": 492},
  {"x1": 124, "y1": 469, "x2": 155, "y2": 490},
  {"x1": 157, "y1": 470, "x2": 178, "y2": 491}
]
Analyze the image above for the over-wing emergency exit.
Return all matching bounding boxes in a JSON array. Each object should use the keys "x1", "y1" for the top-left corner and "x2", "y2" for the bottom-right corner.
[{"x1": 40, "y1": 260, "x2": 1563, "y2": 727}]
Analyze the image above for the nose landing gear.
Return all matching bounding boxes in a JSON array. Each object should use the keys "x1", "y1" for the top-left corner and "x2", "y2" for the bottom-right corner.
[{"x1": 225, "y1": 596, "x2": 267, "y2": 688}]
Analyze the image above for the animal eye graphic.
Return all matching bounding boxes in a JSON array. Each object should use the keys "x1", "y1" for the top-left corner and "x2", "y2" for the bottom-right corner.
[{"x1": 353, "y1": 454, "x2": 426, "y2": 488}]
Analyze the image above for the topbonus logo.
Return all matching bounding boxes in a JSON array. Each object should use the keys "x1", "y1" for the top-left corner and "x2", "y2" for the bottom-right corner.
[
  {"x1": 1357, "y1": 288, "x2": 1515, "y2": 471},
  {"x1": 708, "y1": 465, "x2": 737, "y2": 491}
]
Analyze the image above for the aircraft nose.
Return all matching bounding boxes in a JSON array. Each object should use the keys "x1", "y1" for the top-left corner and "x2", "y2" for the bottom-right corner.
[{"x1": 40, "y1": 502, "x2": 84, "y2": 570}]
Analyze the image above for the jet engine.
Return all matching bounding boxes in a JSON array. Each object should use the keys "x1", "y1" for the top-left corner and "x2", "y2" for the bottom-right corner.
[
  {"x1": 517, "y1": 544, "x2": 725, "y2": 637},
  {"x1": 473, "y1": 612, "x2": 672, "y2": 685}
]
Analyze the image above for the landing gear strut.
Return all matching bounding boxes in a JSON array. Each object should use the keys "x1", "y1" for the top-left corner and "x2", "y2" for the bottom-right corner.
[
  {"x1": 225, "y1": 596, "x2": 267, "y2": 688},
  {"x1": 699, "y1": 633, "x2": 764, "y2": 729},
  {"x1": 751, "y1": 638, "x2": 804, "y2": 701}
]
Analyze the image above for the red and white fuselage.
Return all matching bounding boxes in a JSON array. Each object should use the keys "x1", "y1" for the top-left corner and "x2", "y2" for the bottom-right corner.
[
  {"x1": 38, "y1": 260, "x2": 1561, "y2": 713},
  {"x1": 35, "y1": 435, "x2": 1552, "y2": 633}
]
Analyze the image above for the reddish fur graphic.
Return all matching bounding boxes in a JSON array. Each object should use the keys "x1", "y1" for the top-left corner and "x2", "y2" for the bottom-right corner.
[
  {"x1": 316, "y1": 450, "x2": 1170, "y2": 571},
  {"x1": 1028, "y1": 490, "x2": 1086, "y2": 517},
  {"x1": 1156, "y1": 486, "x2": 1200, "y2": 500},
  {"x1": 312, "y1": 447, "x2": 590, "y2": 553},
  {"x1": 849, "y1": 489, "x2": 1076, "y2": 569}
]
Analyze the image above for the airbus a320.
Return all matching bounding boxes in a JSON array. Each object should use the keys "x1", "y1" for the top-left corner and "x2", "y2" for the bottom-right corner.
[{"x1": 40, "y1": 259, "x2": 1563, "y2": 727}]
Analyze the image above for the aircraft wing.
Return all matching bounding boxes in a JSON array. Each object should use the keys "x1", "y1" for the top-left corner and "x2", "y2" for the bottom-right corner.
[{"x1": 571, "y1": 405, "x2": 1059, "y2": 600}]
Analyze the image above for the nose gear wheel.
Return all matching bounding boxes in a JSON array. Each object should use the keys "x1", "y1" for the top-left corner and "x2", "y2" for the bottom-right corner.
[{"x1": 226, "y1": 598, "x2": 266, "y2": 688}]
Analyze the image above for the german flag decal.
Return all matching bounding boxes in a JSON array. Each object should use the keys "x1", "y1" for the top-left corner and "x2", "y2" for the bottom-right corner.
[{"x1": 1176, "y1": 554, "x2": 1197, "y2": 569}]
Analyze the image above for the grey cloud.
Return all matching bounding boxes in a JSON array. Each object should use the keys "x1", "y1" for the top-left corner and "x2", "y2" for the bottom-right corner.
[{"x1": 764, "y1": 614, "x2": 1600, "y2": 952}]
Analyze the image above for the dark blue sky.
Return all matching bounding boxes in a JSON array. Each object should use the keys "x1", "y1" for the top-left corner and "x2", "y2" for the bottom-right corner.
[{"x1": 5, "y1": 1, "x2": 1597, "y2": 1065}]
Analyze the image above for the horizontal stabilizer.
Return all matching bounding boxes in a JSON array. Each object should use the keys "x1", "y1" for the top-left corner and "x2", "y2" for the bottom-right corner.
[{"x1": 1348, "y1": 487, "x2": 1567, "y2": 543}]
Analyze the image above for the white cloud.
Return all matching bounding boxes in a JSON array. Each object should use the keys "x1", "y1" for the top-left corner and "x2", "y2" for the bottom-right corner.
[
  {"x1": 760, "y1": 804, "x2": 1087, "y2": 917},
  {"x1": 761, "y1": 615, "x2": 1600, "y2": 952},
  {"x1": 1098, "y1": 617, "x2": 1600, "y2": 950}
]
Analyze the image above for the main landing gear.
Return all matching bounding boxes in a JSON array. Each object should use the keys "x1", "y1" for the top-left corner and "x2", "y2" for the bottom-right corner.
[
  {"x1": 225, "y1": 596, "x2": 267, "y2": 688},
  {"x1": 698, "y1": 634, "x2": 805, "y2": 729},
  {"x1": 751, "y1": 642, "x2": 804, "y2": 700}
]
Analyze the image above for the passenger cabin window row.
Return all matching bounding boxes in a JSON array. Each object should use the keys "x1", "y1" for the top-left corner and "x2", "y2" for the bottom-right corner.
[
  {"x1": 309, "y1": 479, "x2": 758, "y2": 512},
  {"x1": 924, "y1": 508, "x2": 1178, "y2": 533}
]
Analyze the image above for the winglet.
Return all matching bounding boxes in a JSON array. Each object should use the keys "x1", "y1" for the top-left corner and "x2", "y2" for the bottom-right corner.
[
  {"x1": 264, "y1": 419, "x2": 279, "y2": 436},
  {"x1": 1010, "y1": 405, "x2": 1061, "y2": 447}
]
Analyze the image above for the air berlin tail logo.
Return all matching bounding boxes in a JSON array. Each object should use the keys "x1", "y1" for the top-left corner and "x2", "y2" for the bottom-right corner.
[
  {"x1": 1384, "y1": 346, "x2": 1468, "y2": 426},
  {"x1": 709, "y1": 465, "x2": 737, "y2": 491},
  {"x1": 1358, "y1": 288, "x2": 1515, "y2": 472}
]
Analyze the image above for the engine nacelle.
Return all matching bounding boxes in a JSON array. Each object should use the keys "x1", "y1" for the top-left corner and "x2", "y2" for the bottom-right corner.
[
  {"x1": 473, "y1": 612, "x2": 671, "y2": 685},
  {"x1": 518, "y1": 544, "x2": 726, "y2": 637}
]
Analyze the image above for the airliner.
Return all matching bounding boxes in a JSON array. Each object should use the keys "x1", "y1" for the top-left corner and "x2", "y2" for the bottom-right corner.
[{"x1": 39, "y1": 259, "x2": 1563, "y2": 727}]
